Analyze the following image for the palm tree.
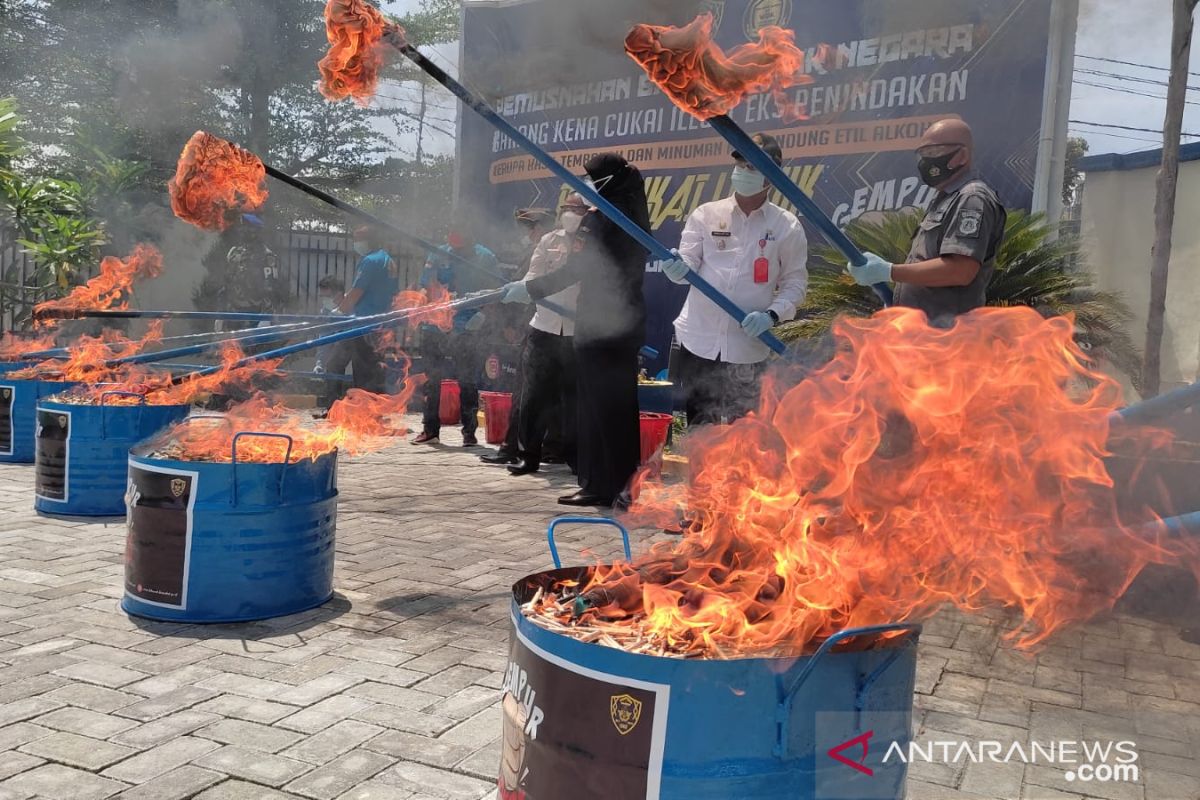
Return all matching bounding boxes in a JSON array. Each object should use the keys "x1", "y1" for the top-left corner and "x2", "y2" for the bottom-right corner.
[{"x1": 778, "y1": 209, "x2": 1143, "y2": 386}]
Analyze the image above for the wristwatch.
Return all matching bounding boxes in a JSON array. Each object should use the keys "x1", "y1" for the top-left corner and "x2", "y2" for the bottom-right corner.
[{"x1": 767, "y1": 310, "x2": 780, "y2": 325}]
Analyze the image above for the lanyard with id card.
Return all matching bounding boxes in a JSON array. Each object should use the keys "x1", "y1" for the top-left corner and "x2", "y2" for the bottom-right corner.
[{"x1": 754, "y1": 238, "x2": 769, "y2": 283}]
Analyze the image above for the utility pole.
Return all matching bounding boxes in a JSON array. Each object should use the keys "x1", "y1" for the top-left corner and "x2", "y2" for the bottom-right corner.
[{"x1": 1144, "y1": 0, "x2": 1199, "y2": 396}]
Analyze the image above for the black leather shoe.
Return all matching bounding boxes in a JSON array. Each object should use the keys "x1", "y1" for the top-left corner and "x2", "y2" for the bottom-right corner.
[
  {"x1": 557, "y1": 491, "x2": 611, "y2": 507},
  {"x1": 507, "y1": 462, "x2": 540, "y2": 476},
  {"x1": 480, "y1": 452, "x2": 519, "y2": 465}
]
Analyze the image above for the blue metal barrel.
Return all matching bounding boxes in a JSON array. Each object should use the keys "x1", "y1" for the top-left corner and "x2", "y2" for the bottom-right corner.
[
  {"x1": 0, "y1": 379, "x2": 79, "y2": 464},
  {"x1": 121, "y1": 424, "x2": 337, "y2": 623},
  {"x1": 498, "y1": 520, "x2": 921, "y2": 800},
  {"x1": 34, "y1": 391, "x2": 190, "y2": 517}
]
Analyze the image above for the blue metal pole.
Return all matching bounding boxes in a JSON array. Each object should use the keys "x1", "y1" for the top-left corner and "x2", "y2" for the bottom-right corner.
[
  {"x1": 38, "y1": 308, "x2": 346, "y2": 324},
  {"x1": 179, "y1": 290, "x2": 505, "y2": 381},
  {"x1": 147, "y1": 362, "x2": 353, "y2": 383},
  {"x1": 705, "y1": 116, "x2": 895, "y2": 307},
  {"x1": 1111, "y1": 380, "x2": 1200, "y2": 426},
  {"x1": 23, "y1": 321, "x2": 317, "y2": 361},
  {"x1": 386, "y1": 34, "x2": 787, "y2": 356}
]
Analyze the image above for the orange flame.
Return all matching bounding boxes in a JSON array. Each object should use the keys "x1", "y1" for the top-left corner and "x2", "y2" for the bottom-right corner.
[
  {"x1": 318, "y1": 0, "x2": 401, "y2": 104},
  {"x1": 34, "y1": 244, "x2": 164, "y2": 324},
  {"x1": 564, "y1": 307, "x2": 1200, "y2": 656},
  {"x1": 169, "y1": 132, "x2": 269, "y2": 232},
  {"x1": 147, "y1": 360, "x2": 421, "y2": 464},
  {"x1": 625, "y1": 13, "x2": 817, "y2": 121},
  {"x1": 0, "y1": 332, "x2": 57, "y2": 361}
]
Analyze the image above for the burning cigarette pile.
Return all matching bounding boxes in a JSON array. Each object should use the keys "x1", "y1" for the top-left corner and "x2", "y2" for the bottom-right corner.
[
  {"x1": 524, "y1": 308, "x2": 1200, "y2": 660},
  {"x1": 168, "y1": 131, "x2": 269, "y2": 232}
]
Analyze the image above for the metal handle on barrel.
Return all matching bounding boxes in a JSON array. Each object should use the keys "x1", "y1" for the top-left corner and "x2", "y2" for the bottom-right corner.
[
  {"x1": 99, "y1": 391, "x2": 146, "y2": 439},
  {"x1": 546, "y1": 516, "x2": 633, "y2": 568},
  {"x1": 230, "y1": 432, "x2": 294, "y2": 507},
  {"x1": 774, "y1": 622, "x2": 922, "y2": 759}
]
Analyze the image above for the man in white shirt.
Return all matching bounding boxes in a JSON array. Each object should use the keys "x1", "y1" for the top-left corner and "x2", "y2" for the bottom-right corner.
[
  {"x1": 506, "y1": 194, "x2": 587, "y2": 475},
  {"x1": 662, "y1": 133, "x2": 809, "y2": 425}
]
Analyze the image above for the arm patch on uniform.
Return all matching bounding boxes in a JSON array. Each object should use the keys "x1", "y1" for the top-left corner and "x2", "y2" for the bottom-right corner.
[{"x1": 957, "y1": 210, "x2": 982, "y2": 237}]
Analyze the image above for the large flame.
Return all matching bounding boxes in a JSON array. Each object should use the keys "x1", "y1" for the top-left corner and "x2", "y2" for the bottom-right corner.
[
  {"x1": 625, "y1": 13, "x2": 817, "y2": 121},
  {"x1": 319, "y1": 0, "x2": 401, "y2": 104},
  {"x1": 0, "y1": 332, "x2": 57, "y2": 361},
  {"x1": 146, "y1": 363, "x2": 420, "y2": 464},
  {"x1": 558, "y1": 307, "x2": 1199, "y2": 656},
  {"x1": 169, "y1": 132, "x2": 269, "y2": 232},
  {"x1": 34, "y1": 244, "x2": 164, "y2": 323}
]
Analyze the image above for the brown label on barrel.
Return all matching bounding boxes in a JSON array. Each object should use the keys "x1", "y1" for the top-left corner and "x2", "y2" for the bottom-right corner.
[
  {"x1": 124, "y1": 463, "x2": 196, "y2": 609},
  {"x1": 0, "y1": 384, "x2": 13, "y2": 455},
  {"x1": 499, "y1": 619, "x2": 668, "y2": 800},
  {"x1": 34, "y1": 409, "x2": 70, "y2": 501}
]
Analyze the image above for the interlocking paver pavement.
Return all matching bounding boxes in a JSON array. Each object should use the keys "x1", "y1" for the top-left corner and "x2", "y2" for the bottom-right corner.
[{"x1": 0, "y1": 418, "x2": 1197, "y2": 799}]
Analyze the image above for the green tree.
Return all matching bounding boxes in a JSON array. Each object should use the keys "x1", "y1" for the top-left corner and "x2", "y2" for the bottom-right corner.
[{"x1": 779, "y1": 210, "x2": 1142, "y2": 385}]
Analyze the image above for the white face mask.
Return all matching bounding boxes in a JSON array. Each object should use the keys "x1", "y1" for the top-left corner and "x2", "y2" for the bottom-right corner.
[
  {"x1": 352, "y1": 241, "x2": 371, "y2": 256},
  {"x1": 730, "y1": 166, "x2": 768, "y2": 197},
  {"x1": 561, "y1": 212, "x2": 583, "y2": 234},
  {"x1": 320, "y1": 297, "x2": 337, "y2": 312}
]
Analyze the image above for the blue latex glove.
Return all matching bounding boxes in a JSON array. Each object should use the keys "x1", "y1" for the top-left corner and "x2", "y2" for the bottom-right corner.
[
  {"x1": 501, "y1": 281, "x2": 532, "y2": 305},
  {"x1": 847, "y1": 252, "x2": 893, "y2": 287},
  {"x1": 464, "y1": 311, "x2": 486, "y2": 332},
  {"x1": 741, "y1": 310, "x2": 774, "y2": 338},
  {"x1": 661, "y1": 249, "x2": 691, "y2": 285}
]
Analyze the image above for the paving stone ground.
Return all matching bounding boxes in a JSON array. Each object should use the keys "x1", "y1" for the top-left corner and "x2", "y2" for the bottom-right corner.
[{"x1": 0, "y1": 419, "x2": 1197, "y2": 800}]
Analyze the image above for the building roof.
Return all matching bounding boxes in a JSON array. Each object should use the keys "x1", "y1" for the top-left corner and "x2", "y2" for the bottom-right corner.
[{"x1": 1080, "y1": 140, "x2": 1200, "y2": 173}]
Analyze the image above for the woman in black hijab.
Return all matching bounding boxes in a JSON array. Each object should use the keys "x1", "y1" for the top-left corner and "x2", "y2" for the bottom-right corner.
[{"x1": 502, "y1": 153, "x2": 650, "y2": 506}]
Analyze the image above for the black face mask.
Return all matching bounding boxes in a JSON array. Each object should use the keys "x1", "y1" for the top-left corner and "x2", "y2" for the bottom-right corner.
[{"x1": 917, "y1": 151, "x2": 964, "y2": 187}]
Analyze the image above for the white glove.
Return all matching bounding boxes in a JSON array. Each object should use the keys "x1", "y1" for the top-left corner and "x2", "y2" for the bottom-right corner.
[
  {"x1": 501, "y1": 281, "x2": 532, "y2": 305},
  {"x1": 313, "y1": 361, "x2": 325, "y2": 375},
  {"x1": 847, "y1": 252, "x2": 893, "y2": 286},
  {"x1": 661, "y1": 250, "x2": 691, "y2": 285},
  {"x1": 464, "y1": 312, "x2": 486, "y2": 332},
  {"x1": 741, "y1": 311, "x2": 774, "y2": 338}
]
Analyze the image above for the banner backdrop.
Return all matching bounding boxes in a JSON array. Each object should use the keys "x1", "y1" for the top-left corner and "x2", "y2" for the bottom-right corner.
[{"x1": 459, "y1": 0, "x2": 1055, "y2": 372}]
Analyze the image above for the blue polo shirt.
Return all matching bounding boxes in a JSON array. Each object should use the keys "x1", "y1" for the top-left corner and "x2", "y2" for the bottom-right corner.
[{"x1": 351, "y1": 250, "x2": 398, "y2": 317}]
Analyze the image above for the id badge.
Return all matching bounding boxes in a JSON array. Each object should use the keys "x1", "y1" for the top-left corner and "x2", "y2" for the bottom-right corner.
[{"x1": 753, "y1": 257, "x2": 770, "y2": 284}]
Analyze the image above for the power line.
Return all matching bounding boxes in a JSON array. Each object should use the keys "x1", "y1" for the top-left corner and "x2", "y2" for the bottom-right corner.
[
  {"x1": 1072, "y1": 78, "x2": 1200, "y2": 106},
  {"x1": 1069, "y1": 119, "x2": 1200, "y2": 138},
  {"x1": 1075, "y1": 67, "x2": 1200, "y2": 93},
  {"x1": 1077, "y1": 53, "x2": 1200, "y2": 79},
  {"x1": 1070, "y1": 129, "x2": 1165, "y2": 146}
]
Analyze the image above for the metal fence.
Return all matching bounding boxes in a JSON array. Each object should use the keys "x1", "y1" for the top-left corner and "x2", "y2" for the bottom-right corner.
[{"x1": 0, "y1": 230, "x2": 428, "y2": 332}]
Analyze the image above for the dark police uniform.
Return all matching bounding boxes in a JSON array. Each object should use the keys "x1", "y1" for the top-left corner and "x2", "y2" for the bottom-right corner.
[{"x1": 896, "y1": 172, "x2": 1007, "y2": 322}]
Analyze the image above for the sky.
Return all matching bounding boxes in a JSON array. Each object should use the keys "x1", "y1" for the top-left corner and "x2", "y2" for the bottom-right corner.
[{"x1": 378, "y1": 0, "x2": 1199, "y2": 161}]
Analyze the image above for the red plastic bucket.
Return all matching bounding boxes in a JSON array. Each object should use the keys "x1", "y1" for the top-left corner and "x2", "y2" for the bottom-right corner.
[
  {"x1": 481, "y1": 391, "x2": 513, "y2": 445},
  {"x1": 440, "y1": 380, "x2": 461, "y2": 425},
  {"x1": 639, "y1": 412, "x2": 673, "y2": 464}
]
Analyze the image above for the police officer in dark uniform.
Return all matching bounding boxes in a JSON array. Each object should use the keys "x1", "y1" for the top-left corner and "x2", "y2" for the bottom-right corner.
[
  {"x1": 500, "y1": 153, "x2": 650, "y2": 508},
  {"x1": 847, "y1": 118, "x2": 1006, "y2": 322}
]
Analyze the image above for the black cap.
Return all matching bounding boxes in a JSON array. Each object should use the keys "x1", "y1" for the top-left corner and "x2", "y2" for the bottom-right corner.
[{"x1": 732, "y1": 133, "x2": 784, "y2": 167}]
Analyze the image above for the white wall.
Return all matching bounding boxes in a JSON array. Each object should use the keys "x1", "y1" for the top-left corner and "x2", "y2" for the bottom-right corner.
[{"x1": 1080, "y1": 161, "x2": 1200, "y2": 390}]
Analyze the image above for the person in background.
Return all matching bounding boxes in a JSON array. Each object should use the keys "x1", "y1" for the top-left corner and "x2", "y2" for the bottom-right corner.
[
  {"x1": 223, "y1": 213, "x2": 288, "y2": 326},
  {"x1": 313, "y1": 274, "x2": 345, "y2": 376},
  {"x1": 846, "y1": 118, "x2": 1006, "y2": 325},
  {"x1": 662, "y1": 133, "x2": 809, "y2": 425},
  {"x1": 321, "y1": 225, "x2": 397, "y2": 407},
  {"x1": 413, "y1": 222, "x2": 501, "y2": 446},
  {"x1": 482, "y1": 208, "x2": 557, "y2": 465},
  {"x1": 502, "y1": 154, "x2": 649, "y2": 508},
  {"x1": 504, "y1": 194, "x2": 587, "y2": 476}
]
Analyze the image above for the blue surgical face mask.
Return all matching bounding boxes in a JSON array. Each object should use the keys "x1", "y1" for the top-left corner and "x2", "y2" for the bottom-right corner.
[{"x1": 352, "y1": 241, "x2": 370, "y2": 256}]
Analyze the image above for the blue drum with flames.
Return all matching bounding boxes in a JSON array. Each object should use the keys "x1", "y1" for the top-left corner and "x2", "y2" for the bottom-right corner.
[
  {"x1": 121, "y1": 420, "x2": 338, "y2": 623},
  {"x1": 0, "y1": 378, "x2": 79, "y2": 464},
  {"x1": 34, "y1": 390, "x2": 190, "y2": 517},
  {"x1": 498, "y1": 518, "x2": 921, "y2": 800}
]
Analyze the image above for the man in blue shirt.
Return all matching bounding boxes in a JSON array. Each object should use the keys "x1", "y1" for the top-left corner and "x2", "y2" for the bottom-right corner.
[
  {"x1": 413, "y1": 224, "x2": 502, "y2": 446},
  {"x1": 321, "y1": 225, "x2": 398, "y2": 407}
]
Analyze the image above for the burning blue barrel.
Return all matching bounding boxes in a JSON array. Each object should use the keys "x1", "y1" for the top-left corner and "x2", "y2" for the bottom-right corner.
[
  {"x1": 0, "y1": 378, "x2": 78, "y2": 464},
  {"x1": 34, "y1": 390, "x2": 190, "y2": 517},
  {"x1": 121, "y1": 423, "x2": 337, "y2": 623},
  {"x1": 501, "y1": 522, "x2": 920, "y2": 800}
]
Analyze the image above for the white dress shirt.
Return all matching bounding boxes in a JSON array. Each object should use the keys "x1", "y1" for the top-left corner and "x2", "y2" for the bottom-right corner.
[
  {"x1": 525, "y1": 229, "x2": 579, "y2": 337},
  {"x1": 674, "y1": 195, "x2": 808, "y2": 363}
]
